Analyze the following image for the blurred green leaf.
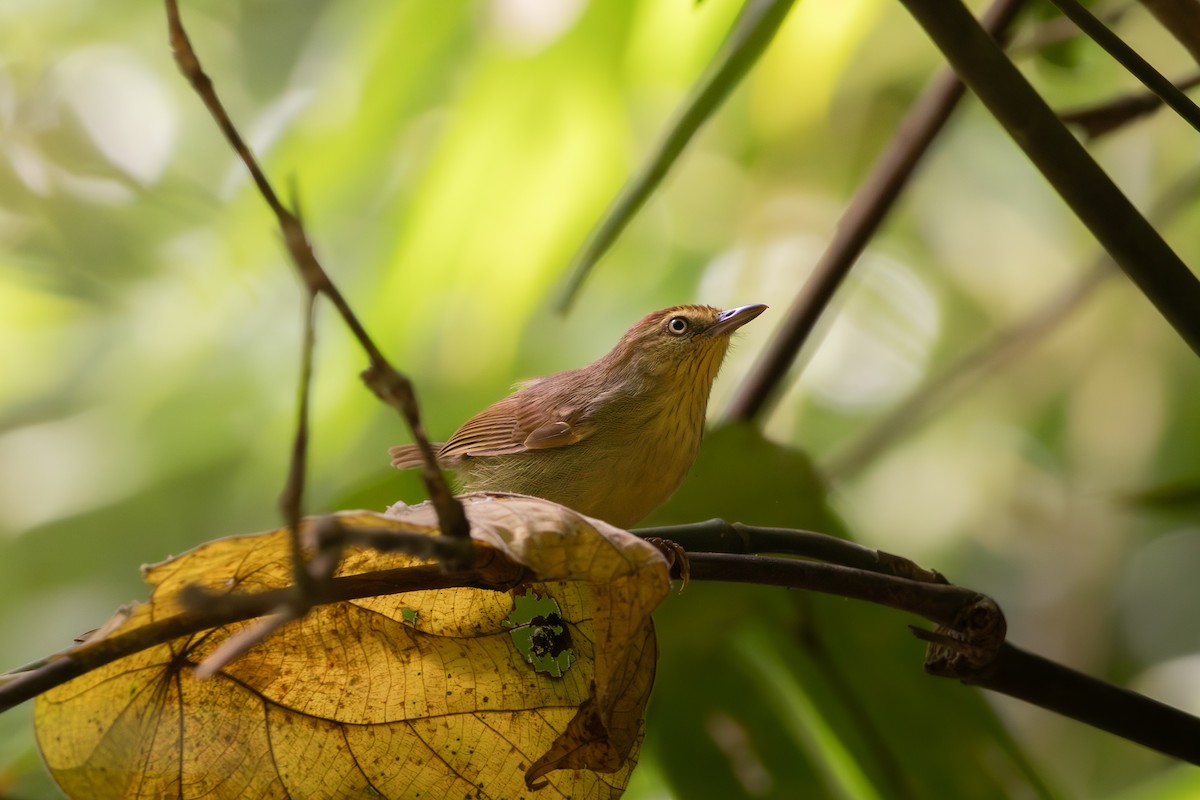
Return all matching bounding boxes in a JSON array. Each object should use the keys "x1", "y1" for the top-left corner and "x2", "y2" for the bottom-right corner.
[
  {"x1": 640, "y1": 422, "x2": 1055, "y2": 798},
  {"x1": 5, "y1": 0, "x2": 1197, "y2": 795},
  {"x1": 1111, "y1": 765, "x2": 1200, "y2": 800},
  {"x1": 558, "y1": 0, "x2": 796, "y2": 307},
  {"x1": 647, "y1": 422, "x2": 839, "y2": 532}
]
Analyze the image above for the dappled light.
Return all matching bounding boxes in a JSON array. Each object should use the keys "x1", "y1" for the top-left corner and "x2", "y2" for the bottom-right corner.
[{"x1": 3, "y1": 0, "x2": 1199, "y2": 797}]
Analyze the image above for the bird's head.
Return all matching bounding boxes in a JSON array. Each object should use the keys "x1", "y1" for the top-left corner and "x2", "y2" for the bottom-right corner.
[{"x1": 603, "y1": 304, "x2": 767, "y2": 389}]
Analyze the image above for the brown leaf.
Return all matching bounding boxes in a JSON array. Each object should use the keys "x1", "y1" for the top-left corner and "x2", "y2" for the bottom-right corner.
[{"x1": 35, "y1": 494, "x2": 669, "y2": 799}]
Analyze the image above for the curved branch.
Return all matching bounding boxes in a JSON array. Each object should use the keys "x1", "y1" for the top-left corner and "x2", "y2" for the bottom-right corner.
[{"x1": 5, "y1": 519, "x2": 1198, "y2": 766}]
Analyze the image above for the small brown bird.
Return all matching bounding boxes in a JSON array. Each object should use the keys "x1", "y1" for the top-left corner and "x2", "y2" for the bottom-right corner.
[{"x1": 389, "y1": 304, "x2": 766, "y2": 528}]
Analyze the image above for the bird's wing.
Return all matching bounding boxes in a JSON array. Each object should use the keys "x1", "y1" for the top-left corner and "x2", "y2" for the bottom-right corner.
[
  {"x1": 440, "y1": 393, "x2": 597, "y2": 458},
  {"x1": 388, "y1": 443, "x2": 445, "y2": 469}
]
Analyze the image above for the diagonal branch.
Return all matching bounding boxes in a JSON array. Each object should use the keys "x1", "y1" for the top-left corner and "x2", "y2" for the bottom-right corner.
[
  {"x1": 0, "y1": 562, "x2": 502, "y2": 714},
  {"x1": 897, "y1": 0, "x2": 1200, "y2": 356},
  {"x1": 1138, "y1": 0, "x2": 1200, "y2": 66},
  {"x1": 824, "y1": 166, "x2": 1200, "y2": 479},
  {"x1": 1045, "y1": 0, "x2": 1200, "y2": 134},
  {"x1": 164, "y1": 0, "x2": 468, "y2": 541},
  {"x1": 726, "y1": 0, "x2": 1027, "y2": 422},
  {"x1": 636, "y1": 518, "x2": 945, "y2": 583},
  {"x1": 949, "y1": 641, "x2": 1200, "y2": 765},
  {"x1": 1060, "y1": 71, "x2": 1200, "y2": 139}
]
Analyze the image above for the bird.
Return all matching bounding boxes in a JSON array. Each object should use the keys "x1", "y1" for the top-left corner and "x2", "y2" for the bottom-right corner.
[{"x1": 389, "y1": 303, "x2": 766, "y2": 528}]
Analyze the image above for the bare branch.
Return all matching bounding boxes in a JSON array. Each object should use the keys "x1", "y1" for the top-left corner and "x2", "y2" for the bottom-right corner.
[
  {"x1": 1060, "y1": 71, "x2": 1200, "y2": 139},
  {"x1": 725, "y1": 0, "x2": 1027, "y2": 422},
  {"x1": 897, "y1": 0, "x2": 1200, "y2": 356},
  {"x1": 952, "y1": 641, "x2": 1200, "y2": 764},
  {"x1": 824, "y1": 167, "x2": 1200, "y2": 480},
  {"x1": 1138, "y1": 0, "x2": 1200, "y2": 65},
  {"x1": 5, "y1": 518, "x2": 1198, "y2": 765},
  {"x1": 636, "y1": 519, "x2": 945, "y2": 584},
  {"x1": 164, "y1": 0, "x2": 469, "y2": 542},
  {"x1": 1009, "y1": 1, "x2": 1133, "y2": 54},
  {"x1": 279, "y1": 289, "x2": 319, "y2": 601},
  {"x1": 1045, "y1": 0, "x2": 1200, "y2": 134},
  {"x1": 0, "y1": 562, "x2": 504, "y2": 714}
]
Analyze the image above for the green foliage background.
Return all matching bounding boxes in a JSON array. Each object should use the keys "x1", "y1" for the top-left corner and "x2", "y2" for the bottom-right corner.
[{"x1": 2, "y1": 0, "x2": 1199, "y2": 797}]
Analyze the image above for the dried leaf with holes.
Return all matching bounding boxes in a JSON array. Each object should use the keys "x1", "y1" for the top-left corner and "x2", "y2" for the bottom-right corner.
[{"x1": 34, "y1": 494, "x2": 669, "y2": 799}]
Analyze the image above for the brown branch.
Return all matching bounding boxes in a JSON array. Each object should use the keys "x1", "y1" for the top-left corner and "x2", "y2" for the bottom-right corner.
[
  {"x1": 636, "y1": 519, "x2": 945, "y2": 584},
  {"x1": 725, "y1": 0, "x2": 1027, "y2": 422},
  {"x1": 1060, "y1": 71, "x2": 1200, "y2": 139},
  {"x1": 164, "y1": 0, "x2": 468, "y2": 541},
  {"x1": 280, "y1": 289, "x2": 318, "y2": 601},
  {"x1": 824, "y1": 165, "x2": 1200, "y2": 479},
  {"x1": 951, "y1": 641, "x2": 1200, "y2": 764},
  {"x1": 1138, "y1": 0, "x2": 1200, "y2": 65},
  {"x1": 1008, "y1": 0, "x2": 1133, "y2": 54},
  {"x1": 5, "y1": 519, "x2": 1198, "y2": 765},
  {"x1": 685, "y1": 553, "x2": 974, "y2": 624},
  {"x1": 1045, "y1": 0, "x2": 1200, "y2": 134},
  {"x1": 685, "y1": 551, "x2": 1200, "y2": 765},
  {"x1": 0, "y1": 563, "x2": 504, "y2": 714},
  {"x1": 897, "y1": 0, "x2": 1200, "y2": 356},
  {"x1": 641, "y1": 523, "x2": 1200, "y2": 764},
  {"x1": 0, "y1": 548, "x2": 967, "y2": 713}
]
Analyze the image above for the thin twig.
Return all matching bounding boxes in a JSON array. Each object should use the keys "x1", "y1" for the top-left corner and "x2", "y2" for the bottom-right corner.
[
  {"x1": 0, "y1": 563, "x2": 503, "y2": 714},
  {"x1": 898, "y1": 0, "x2": 1200, "y2": 356},
  {"x1": 1008, "y1": 0, "x2": 1133, "y2": 54},
  {"x1": 684, "y1": 553, "x2": 975, "y2": 623},
  {"x1": 280, "y1": 289, "x2": 318, "y2": 600},
  {"x1": 725, "y1": 0, "x2": 1028, "y2": 422},
  {"x1": 1060, "y1": 71, "x2": 1200, "y2": 139},
  {"x1": 192, "y1": 608, "x2": 301, "y2": 680},
  {"x1": 1045, "y1": 0, "x2": 1200, "y2": 134},
  {"x1": 822, "y1": 157, "x2": 1200, "y2": 481},
  {"x1": 164, "y1": 0, "x2": 469, "y2": 541}
]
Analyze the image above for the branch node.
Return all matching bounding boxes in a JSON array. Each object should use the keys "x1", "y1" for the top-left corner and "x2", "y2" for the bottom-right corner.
[{"x1": 918, "y1": 593, "x2": 1007, "y2": 677}]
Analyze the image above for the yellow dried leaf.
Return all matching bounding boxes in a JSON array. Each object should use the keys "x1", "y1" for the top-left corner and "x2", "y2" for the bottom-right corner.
[{"x1": 35, "y1": 493, "x2": 669, "y2": 799}]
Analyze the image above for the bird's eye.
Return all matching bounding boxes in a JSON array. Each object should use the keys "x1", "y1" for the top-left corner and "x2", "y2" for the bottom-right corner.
[{"x1": 666, "y1": 317, "x2": 689, "y2": 335}]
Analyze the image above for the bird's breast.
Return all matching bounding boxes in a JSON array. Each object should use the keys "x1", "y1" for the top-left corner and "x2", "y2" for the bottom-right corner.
[{"x1": 456, "y1": 386, "x2": 709, "y2": 528}]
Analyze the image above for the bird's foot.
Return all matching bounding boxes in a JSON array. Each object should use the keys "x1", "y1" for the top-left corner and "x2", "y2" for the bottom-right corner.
[{"x1": 643, "y1": 537, "x2": 690, "y2": 592}]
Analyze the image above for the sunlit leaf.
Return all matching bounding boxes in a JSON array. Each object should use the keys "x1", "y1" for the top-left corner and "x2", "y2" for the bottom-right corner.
[{"x1": 35, "y1": 494, "x2": 669, "y2": 799}]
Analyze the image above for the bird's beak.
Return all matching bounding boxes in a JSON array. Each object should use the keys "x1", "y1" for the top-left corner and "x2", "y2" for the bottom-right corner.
[{"x1": 707, "y1": 303, "x2": 767, "y2": 337}]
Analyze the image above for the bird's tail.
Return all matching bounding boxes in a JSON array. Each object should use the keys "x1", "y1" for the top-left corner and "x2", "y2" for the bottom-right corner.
[{"x1": 388, "y1": 443, "x2": 446, "y2": 470}]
